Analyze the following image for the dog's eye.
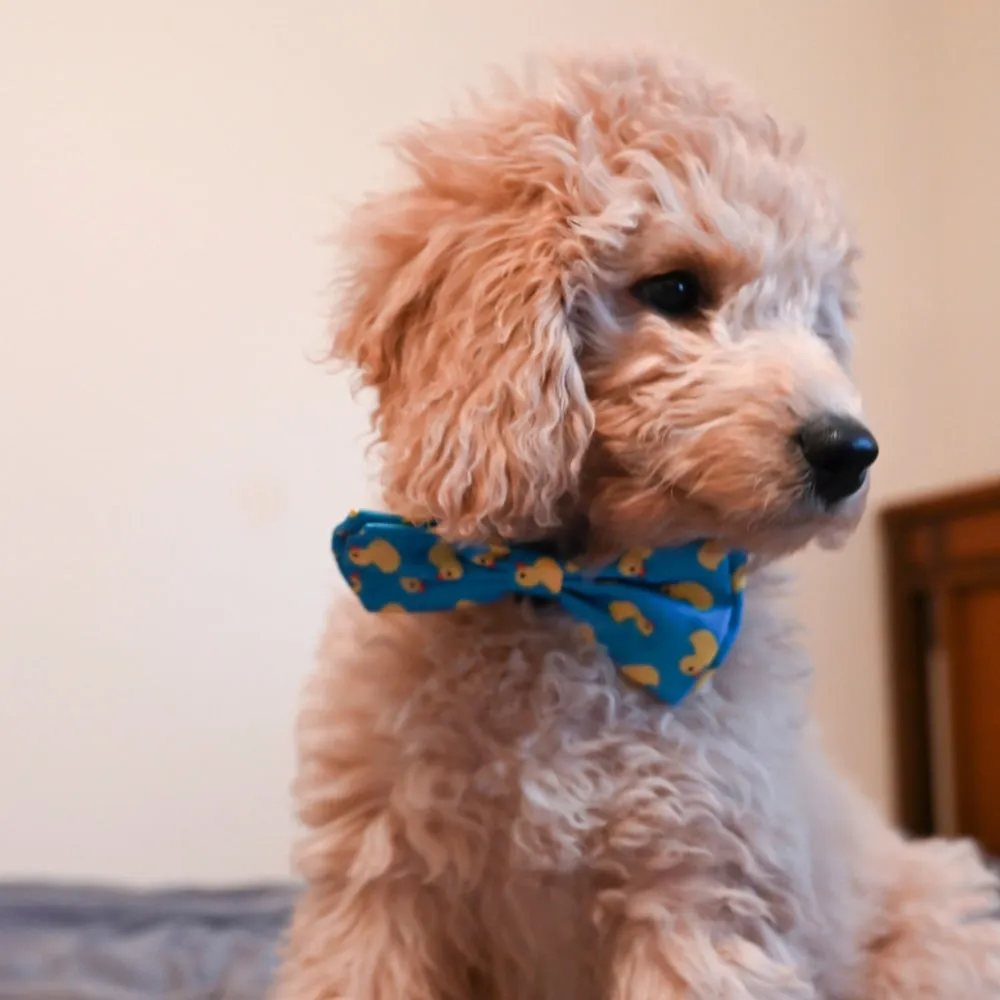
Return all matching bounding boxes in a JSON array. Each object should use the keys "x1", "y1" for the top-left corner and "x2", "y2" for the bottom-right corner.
[{"x1": 631, "y1": 270, "x2": 703, "y2": 319}]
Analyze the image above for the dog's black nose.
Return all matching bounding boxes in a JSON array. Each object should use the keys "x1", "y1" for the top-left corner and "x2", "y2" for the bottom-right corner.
[{"x1": 796, "y1": 415, "x2": 878, "y2": 505}]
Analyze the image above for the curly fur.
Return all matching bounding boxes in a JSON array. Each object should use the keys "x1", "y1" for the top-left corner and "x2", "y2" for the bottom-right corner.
[{"x1": 276, "y1": 52, "x2": 1000, "y2": 1000}]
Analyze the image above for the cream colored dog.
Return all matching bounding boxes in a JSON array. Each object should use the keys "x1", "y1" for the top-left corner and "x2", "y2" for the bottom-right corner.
[{"x1": 275, "y1": 53, "x2": 1000, "y2": 1000}]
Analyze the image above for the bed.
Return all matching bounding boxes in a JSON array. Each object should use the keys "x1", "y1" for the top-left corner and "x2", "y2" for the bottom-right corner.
[{"x1": 0, "y1": 881, "x2": 296, "y2": 999}]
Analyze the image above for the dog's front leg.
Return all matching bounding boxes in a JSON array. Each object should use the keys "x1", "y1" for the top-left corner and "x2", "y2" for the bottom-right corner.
[
  {"x1": 857, "y1": 835, "x2": 1000, "y2": 999},
  {"x1": 604, "y1": 917, "x2": 814, "y2": 1000},
  {"x1": 600, "y1": 896, "x2": 814, "y2": 1000},
  {"x1": 803, "y1": 756, "x2": 1000, "y2": 998},
  {"x1": 274, "y1": 871, "x2": 475, "y2": 1000}
]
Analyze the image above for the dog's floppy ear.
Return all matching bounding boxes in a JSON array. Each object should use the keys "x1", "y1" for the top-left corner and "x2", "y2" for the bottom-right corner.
[{"x1": 333, "y1": 186, "x2": 593, "y2": 543}]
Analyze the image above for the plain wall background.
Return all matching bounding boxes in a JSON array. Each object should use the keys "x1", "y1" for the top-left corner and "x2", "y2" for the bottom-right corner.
[{"x1": 1, "y1": 0, "x2": 996, "y2": 882}]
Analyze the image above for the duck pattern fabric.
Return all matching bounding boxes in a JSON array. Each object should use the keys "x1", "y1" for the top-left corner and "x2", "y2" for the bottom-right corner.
[{"x1": 333, "y1": 510, "x2": 748, "y2": 706}]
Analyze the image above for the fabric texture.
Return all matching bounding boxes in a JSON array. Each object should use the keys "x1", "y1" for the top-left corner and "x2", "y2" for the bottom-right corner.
[
  {"x1": 0, "y1": 881, "x2": 296, "y2": 1000},
  {"x1": 333, "y1": 510, "x2": 748, "y2": 705}
]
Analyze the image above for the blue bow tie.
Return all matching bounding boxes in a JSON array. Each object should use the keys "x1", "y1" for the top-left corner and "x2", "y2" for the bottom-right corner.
[{"x1": 332, "y1": 511, "x2": 748, "y2": 706}]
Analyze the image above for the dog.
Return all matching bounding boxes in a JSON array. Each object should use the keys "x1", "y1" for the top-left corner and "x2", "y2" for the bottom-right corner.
[{"x1": 275, "y1": 53, "x2": 1000, "y2": 1000}]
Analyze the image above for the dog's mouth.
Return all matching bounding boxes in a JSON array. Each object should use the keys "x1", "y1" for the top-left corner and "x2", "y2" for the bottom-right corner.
[
  {"x1": 718, "y1": 479, "x2": 871, "y2": 557},
  {"x1": 661, "y1": 476, "x2": 872, "y2": 557},
  {"x1": 574, "y1": 490, "x2": 865, "y2": 564}
]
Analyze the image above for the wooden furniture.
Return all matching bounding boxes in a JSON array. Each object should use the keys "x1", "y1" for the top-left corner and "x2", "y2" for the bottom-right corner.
[{"x1": 883, "y1": 479, "x2": 1000, "y2": 851}]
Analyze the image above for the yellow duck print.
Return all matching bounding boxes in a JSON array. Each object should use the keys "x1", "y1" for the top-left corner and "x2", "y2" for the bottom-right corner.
[
  {"x1": 471, "y1": 543, "x2": 511, "y2": 568},
  {"x1": 679, "y1": 629, "x2": 719, "y2": 677},
  {"x1": 348, "y1": 538, "x2": 402, "y2": 574},
  {"x1": 609, "y1": 600, "x2": 654, "y2": 637},
  {"x1": 378, "y1": 603, "x2": 406, "y2": 614},
  {"x1": 618, "y1": 547, "x2": 654, "y2": 577},
  {"x1": 514, "y1": 557, "x2": 564, "y2": 594},
  {"x1": 429, "y1": 540, "x2": 463, "y2": 581},
  {"x1": 399, "y1": 577, "x2": 425, "y2": 594},
  {"x1": 349, "y1": 573, "x2": 362, "y2": 594},
  {"x1": 662, "y1": 582, "x2": 714, "y2": 611},
  {"x1": 697, "y1": 540, "x2": 728, "y2": 571},
  {"x1": 576, "y1": 623, "x2": 597, "y2": 647},
  {"x1": 620, "y1": 664, "x2": 660, "y2": 688},
  {"x1": 731, "y1": 564, "x2": 748, "y2": 592}
]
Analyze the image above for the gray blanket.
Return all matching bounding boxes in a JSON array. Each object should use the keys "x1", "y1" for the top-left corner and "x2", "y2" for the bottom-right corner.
[{"x1": 0, "y1": 882, "x2": 296, "y2": 1000}]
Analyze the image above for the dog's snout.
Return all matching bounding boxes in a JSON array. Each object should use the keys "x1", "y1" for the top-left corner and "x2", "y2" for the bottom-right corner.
[{"x1": 795, "y1": 415, "x2": 878, "y2": 506}]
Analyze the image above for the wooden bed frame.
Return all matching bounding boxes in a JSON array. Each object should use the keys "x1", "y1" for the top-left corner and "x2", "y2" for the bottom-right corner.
[{"x1": 882, "y1": 478, "x2": 1000, "y2": 852}]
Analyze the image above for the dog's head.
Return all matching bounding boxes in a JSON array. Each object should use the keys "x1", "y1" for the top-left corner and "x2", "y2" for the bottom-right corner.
[{"x1": 334, "y1": 54, "x2": 875, "y2": 559}]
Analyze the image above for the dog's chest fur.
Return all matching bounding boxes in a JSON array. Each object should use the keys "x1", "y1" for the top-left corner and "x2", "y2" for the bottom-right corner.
[{"x1": 305, "y1": 576, "x2": 859, "y2": 998}]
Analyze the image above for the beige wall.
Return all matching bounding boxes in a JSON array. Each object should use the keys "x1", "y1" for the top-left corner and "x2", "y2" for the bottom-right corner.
[
  {"x1": 1, "y1": 0, "x2": 995, "y2": 882},
  {"x1": 797, "y1": 0, "x2": 1000, "y2": 815},
  {"x1": 915, "y1": 2, "x2": 1000, "y2": 488}
]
